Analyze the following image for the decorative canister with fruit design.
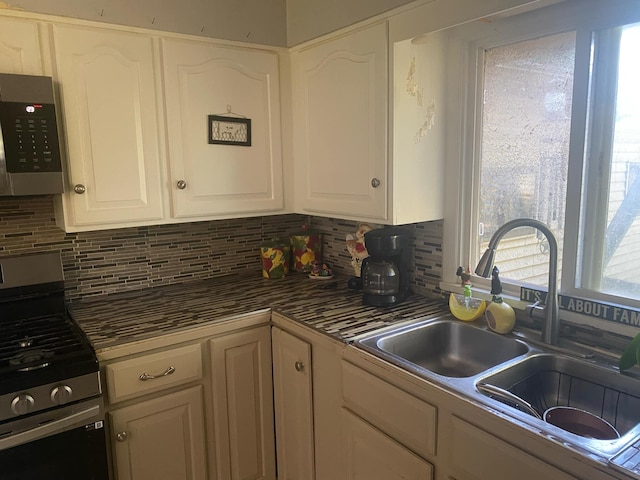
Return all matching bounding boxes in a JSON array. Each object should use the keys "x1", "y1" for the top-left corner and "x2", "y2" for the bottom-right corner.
[
  {"x1": 260, "y1": 241, "x2": 290, "y2": 279},
  {"x1": 290, "y1": 229, "x2": 322, "y2": 272}
]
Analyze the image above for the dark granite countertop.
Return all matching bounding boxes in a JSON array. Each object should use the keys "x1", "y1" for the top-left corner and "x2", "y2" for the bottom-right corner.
[{"x1": 70, "y1": 270, "x2": 447, "y2": 351}]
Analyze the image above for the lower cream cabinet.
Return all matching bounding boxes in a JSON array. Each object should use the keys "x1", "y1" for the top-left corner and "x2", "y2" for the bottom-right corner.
[
  {"x1": 341, "y1": 360, "x2": 435, "y2": 480},
  {"x1": 342, "y1": 360, "x2": 437, "y2": 460},
  {"x1": 342, "y1": 408, "x2": 433, "y2": 480},
  {"x1": 109, "y1": 386, "x2": 208, "y2": 480},
  {"x1": 102, "y1": 316, "x2": 275, "y2": 480},
  {"x1": 208, "y1": 326, "x2": 276, "y2": 480},
  {"x1": 105, "y1": 343, "x2": 207, "y2": 480},
  {"x1": 272, "y1": 327, "x2": 315, "y2": 480},
  {"x1": 271, "y1": 314, "x2": 344, "y2": 480},
  {"x1": 447, "y1": 416, "x2": 577, "y2": 480}
]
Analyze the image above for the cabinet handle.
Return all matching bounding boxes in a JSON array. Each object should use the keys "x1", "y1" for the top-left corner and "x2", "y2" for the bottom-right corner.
[
  {"x1": 139, "y1": 366, "x2": 175, "y2": 381},
  {"x1": 176, "y1": 180, "x2": 187, "y2": 190},
  {"x1": 370, "y1": 178, "x2": 381, "y2": 188},
  {"x1": 73, "y1": 184, "x2": 86, "y2": 194},
  {"x1": 116, "y1": 431, "x2": 128, "y2": 442},
  {"x1": 294, "y1": 361, "x2": 305, "y2": 372}
]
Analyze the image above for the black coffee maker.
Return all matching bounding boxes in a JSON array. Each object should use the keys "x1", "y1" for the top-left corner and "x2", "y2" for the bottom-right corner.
[{"x1": 361, "y1": 228, "x2": 411, "y2": 306}]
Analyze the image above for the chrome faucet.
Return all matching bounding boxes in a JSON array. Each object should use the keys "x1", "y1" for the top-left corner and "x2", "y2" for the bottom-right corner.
[{"x1": 475, "y1": 218, "x2": 560, "y2": 346}]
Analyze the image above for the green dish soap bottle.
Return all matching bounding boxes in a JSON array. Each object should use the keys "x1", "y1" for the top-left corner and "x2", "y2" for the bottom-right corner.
[{"x1": 485, "y1": 266, "x2": 516, "y2": 334}]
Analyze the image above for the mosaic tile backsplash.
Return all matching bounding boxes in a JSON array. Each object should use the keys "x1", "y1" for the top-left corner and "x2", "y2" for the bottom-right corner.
[{"x1": 0, "y1": 196, "x2": 443, "y2": 300}]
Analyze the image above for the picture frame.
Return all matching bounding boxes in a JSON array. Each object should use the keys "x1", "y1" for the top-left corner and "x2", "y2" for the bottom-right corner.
[{"x1": 208, "y1": 115, "x2": 252, "y2": 146}]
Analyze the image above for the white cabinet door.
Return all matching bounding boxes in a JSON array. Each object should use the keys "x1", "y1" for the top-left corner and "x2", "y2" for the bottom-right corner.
[
  {"x1": 162, "y1": 38, "x2": 283, "y2": 218},
  {"x1": 293, "y1": 22, "x2": 388, "y2": 221},
  {"x1": 109, "y1": 386, "x2": 207, "y2": 480},
  {"x1": 209, "y1": 326, "x2": 276, "y2": 480},
  {"x1": 342, "y1": 408, "x2": 433, "y2": 480},
  {"x1": 52, "y1": 24, "x2": 165, "y2": 230},
  {"x1": 272, "y1": 327, "x2": 315, "y2": 480},
  {"x1": 0, "y1": 17, "x2": 42, "y2": 75}
]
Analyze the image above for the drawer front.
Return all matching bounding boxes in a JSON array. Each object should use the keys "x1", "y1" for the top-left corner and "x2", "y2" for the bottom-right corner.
[
  {"x1": 449, "y1": 416, "x2": 577, "y2": 480},
  {"x1": 342, "y1": 360, "x2": 436, "y2": 458},
  {"x1": 105, "y1": 343, "x2": 202, "y2": 404}
]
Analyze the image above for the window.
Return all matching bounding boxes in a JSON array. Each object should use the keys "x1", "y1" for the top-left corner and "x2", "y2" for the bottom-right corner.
[
  {"x1": 478, "y1": 31, "x2": 574, "y2": 287},
  {"x1": 442, "y1": 0, "x2": 640, "y2": 319},
  {"x1": 579, "y1": 23, "x2": 640, "y2": 302}
]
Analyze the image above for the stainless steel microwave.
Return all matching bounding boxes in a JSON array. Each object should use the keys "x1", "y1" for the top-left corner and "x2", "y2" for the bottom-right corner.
[{"x1": 0, "y1": 73, "x2": 64, "y2": 196}]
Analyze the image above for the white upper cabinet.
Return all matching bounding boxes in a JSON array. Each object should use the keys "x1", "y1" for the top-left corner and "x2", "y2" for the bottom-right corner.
[
  {"x1": 0, "y1": 17, "x2": 43, "y2": 75},
  {"x1": 49, "y1": 23, "x2": 284, "y2": 232},
  {"x1": 51, "y1": 24, "x2": 165, "y2": 230},
  {"x1": 162, "y1": 38, "x2": 283, "y2": 218},
  {"x1": 292, "y1": 20, "x2": 446, "y2": 225},
  {"x1": 292, "y1": 22, "x2": 388, "y2": 221}
]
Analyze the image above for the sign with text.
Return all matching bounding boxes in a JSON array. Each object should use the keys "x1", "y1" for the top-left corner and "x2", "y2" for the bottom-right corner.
[{"x1": 520, "y1": 287, "x2": 640, "y2": 327}]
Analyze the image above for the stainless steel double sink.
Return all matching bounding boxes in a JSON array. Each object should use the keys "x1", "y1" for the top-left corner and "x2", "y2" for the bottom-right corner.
[{"x1": 354, "y1": 315, "x2": 640, "y2": 460}]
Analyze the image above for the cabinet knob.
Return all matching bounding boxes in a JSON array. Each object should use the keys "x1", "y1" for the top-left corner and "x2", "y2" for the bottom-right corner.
[
  {"x1": 370, "y1": 178, "x2": 381, "y2": 188},
  {"x1": 176, "y1": 180, "x2": 187, "y2": 190},
  {"x1": 116, "y1": 431, "x2": 128, "y2": 442},
  {"x1": 294, "y1": 361, "x2": 305, "y2": 372},
  {"x1": 74, "y1": 184, "x2": 86, "y2": 194}
]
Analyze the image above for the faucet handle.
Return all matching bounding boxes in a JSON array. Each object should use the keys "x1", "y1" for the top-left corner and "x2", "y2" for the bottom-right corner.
[{"x1": 528, "y1": 300, "x2": 546, "y2": 319}]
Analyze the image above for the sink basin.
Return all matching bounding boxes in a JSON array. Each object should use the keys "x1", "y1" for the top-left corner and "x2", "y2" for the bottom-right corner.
[
  {"x1": 477, "y1": 354, "x2": 640, "y2": 440},
  {"x1": 359, "y1": 319, "x2": 528, "y2": 378}
]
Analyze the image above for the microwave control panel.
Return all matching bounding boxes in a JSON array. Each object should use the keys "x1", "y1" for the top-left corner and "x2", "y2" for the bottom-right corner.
[{"x1": 0, "y1": 102, "x2": 62, "y2": 173}]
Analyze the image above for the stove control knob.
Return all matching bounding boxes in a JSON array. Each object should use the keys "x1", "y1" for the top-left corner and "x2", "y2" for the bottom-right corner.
[
  {"x1": 11, "y1": 394, "x2": 35, "y2": 415},
  {"x1": 51, "y1": 385, "x2": 73, "y2": 405}
]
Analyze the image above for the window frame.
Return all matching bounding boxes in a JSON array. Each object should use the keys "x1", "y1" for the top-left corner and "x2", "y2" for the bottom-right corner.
[{"x1": 440, "y1": 0, "x2": 640, "y2": 334}]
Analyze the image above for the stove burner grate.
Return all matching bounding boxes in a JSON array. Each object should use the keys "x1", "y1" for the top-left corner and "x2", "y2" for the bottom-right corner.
[
  {"x1": 9, "y1": 349, "x2": 55, "y2": 371},
  {"x1": 0, "y1": 314, "x2": 90, "y2": 374}
]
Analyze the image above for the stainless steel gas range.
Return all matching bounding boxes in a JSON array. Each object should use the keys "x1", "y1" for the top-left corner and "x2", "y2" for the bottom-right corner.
[{"x1": 0, "y1": 252, "x2": 108, "y2": 480}]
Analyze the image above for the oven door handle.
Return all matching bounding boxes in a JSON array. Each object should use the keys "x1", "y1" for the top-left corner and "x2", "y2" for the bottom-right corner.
[{"x1": 0, "y1": 404, "x2": 101, "y2": 451}]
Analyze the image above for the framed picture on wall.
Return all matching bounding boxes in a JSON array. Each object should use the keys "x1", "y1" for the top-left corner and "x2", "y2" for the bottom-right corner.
[{"x1": 208, "y1": 115, "x2": 252, "y2": 146}]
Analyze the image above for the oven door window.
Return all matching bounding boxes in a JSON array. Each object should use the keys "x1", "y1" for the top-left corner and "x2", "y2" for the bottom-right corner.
[{"x1": 0, "y1": 420, "x2": 108, "y2": 480}]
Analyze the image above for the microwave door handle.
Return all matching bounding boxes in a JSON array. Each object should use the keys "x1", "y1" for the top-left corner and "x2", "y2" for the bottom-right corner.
[{"x1": 0, "y1": 404, "x2": 100, "y2": 451}]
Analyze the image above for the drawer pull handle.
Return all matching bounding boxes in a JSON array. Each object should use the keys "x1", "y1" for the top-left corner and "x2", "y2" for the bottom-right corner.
[
  {"x1": 294, "y1": 361, "x2": 305, "y2": 372},
  {"x1": 116, "y1": 431, "x2": 128, "y2": 442},
  {"x1": 139, "y1": 366, "x2": 176, "y2": 381}
]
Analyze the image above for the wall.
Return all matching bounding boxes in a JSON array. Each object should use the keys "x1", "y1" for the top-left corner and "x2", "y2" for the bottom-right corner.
[
  {"x1": 3, "y1": 0, "x2": 422, "y2": 46},
  {"x1": 0, "y1": 196, "x2": 304, "y2": 299},
  {"x1": 0, "y1": 196, "x2": 443, "y2": 301},
  {"x1": 286, "y1": 0, "x2": 416, "y2": 45},
  {"x1": 1, "y1": 0, "x2": 288, "y2": 46}
]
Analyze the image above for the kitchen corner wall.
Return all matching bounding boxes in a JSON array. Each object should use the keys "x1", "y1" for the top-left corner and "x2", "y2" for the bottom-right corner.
[
  {"x1": 310, "y1": 217, "x2": 444, "y2": 299},
  {"x1": 0, "y1": 196, "x2": 443, "y2": 301}
]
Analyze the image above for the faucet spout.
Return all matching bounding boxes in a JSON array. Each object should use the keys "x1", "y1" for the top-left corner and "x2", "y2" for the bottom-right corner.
[{"x1": 474, "y1": 218, "x2": 560, "y2": 346}]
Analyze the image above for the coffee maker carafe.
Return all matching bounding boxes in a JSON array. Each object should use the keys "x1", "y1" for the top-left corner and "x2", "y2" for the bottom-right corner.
[{"x1": 361, "y1": 228, "x2": 410, "y2": 306}]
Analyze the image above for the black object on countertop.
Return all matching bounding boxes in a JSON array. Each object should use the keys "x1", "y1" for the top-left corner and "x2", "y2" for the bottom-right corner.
[
  {"x1": 348, "y1": 277, "x2": 363, "y2": 290},
  {"x1": 491, "y1": 266, "x2": 503, "y2": 295}
]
